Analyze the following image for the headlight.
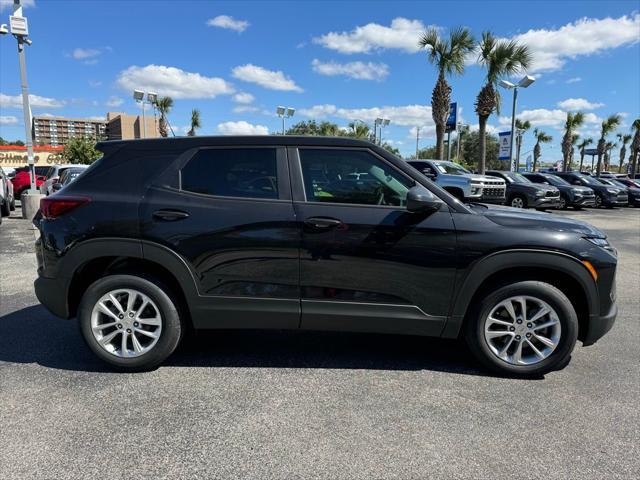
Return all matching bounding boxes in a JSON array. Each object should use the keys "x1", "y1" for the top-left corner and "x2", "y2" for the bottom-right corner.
[
  {"x1": 584, "y1": 236, "x2": 614, "y2": 253},
  {"x1": 535, "y1": 190, "x2": 545, "y2": 197},
  {"x1": 571, "y1": 188, "x2": 582, "y2": 194},
  {"x1": 606, "y1": 188, "x2": 618, "y2": 194}
]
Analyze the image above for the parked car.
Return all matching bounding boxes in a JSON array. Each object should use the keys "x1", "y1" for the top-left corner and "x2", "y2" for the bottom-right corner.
[
  {"x1": 406, "y1": 159, "x2": 506, "y2": 204},
  {"x1": 0, "y1": 166, "x2": 15, "y2": 218},
  {"x1": 34, "y1": 136, "x2": 618, "y2": 377},
  {"x1": 51, "y1": 165, "x2": 89, "y2": 193},
  {"x1": 595, "y1": 177, "x2": 640, "y2": 207},
  {"x1": 11, "y1": 165, "x2": 49, "y2": 198},
  {"x1": 523, "y1": 172, "x2": 596, "y2": 209},
  {"x1": 552, "y1": 171, "x2": 628, "y2": 208},
  {"x1": 614, "y1": 177, "x2": 640, "y2": 189},
  {"x1": 40, "y1": 164, "x2": 78, "y2": 196},
  {"x1": 486, "y1": 170, "x2": 560, "y2": 209}
]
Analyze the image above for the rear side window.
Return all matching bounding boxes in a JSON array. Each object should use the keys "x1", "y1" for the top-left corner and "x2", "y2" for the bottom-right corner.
[{"x1": 181, "y1": 148, "x2": 278, "y2": 199}]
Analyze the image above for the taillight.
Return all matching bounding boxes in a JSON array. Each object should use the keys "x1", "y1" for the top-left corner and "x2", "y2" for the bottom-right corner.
[{"x1": 40, "y1": 196, "x2": 91, "y2": 220}]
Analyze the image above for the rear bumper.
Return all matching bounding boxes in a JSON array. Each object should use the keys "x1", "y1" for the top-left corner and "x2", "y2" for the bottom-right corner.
[
  {"x1": 34, "y1": 275, "x2": 71, "y2": 319},
  {"x1": 582, "y1": 303, "x2": 617, "y2": 346}
]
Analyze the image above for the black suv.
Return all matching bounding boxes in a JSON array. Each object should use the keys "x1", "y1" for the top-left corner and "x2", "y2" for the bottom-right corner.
[
  {"x1": 486, "y1": 170, "x2": 561, "y2": 210},
  {"x1": 523, "y1": 172, "x2": 596, "y2": 209},
  {"x1": 34, "y1": 136, "x2": 618, "y2": 377},
  {"x1": 552, "y1": 172, "x2": 628, "y2": 208}
]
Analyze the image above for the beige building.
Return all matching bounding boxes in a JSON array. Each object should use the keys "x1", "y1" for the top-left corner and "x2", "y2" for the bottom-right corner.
[
  {"x1": 32, "y1": 115, "x2": 107, "y2": 146},
  {"x1": 106, "y1": 112, "x2": 160, "y2": 140}
]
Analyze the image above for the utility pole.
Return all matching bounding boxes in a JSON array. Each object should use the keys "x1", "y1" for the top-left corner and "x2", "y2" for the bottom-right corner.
[{"x1": 415, "y1": 127, "x2": 420, "y2": 159}]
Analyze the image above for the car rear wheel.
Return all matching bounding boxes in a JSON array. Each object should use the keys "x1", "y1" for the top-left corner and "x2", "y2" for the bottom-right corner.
[
  {"x1": 595, "y1": 194, "x2": 603, "y2": 208},
  {"x1": 558, "y1": 196, "x2": 567, "y2": 210},
  {"x1": 78, "y1": 274, "x2": 183, "y2": 371},
  {"x1": 1, "y1": 199, "x2": 10, "y2": 217},
  {"x1": 509, "y1": 195, "x2": 526, "y2": 209},
  {"x1": 464, "y1": 281, "x2": 578, "y2": 377}
]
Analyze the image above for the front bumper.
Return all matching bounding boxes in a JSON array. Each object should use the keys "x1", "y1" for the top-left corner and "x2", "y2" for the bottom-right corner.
[
  {"x1": 35, "y1": 275, "x2": 71, "y2": 319},
  {"x1": 604, "y1": 194, "x2": 629, "y2": 206},
  {"x1": 582, "y1": 303, "x2": 617, "y2": 346},
  {"x1": 572, "y1": 195, "x2": 596, "y2": 207},
  {"x1": 530, "y1": 196, "x2": 561, "y2": 208}
]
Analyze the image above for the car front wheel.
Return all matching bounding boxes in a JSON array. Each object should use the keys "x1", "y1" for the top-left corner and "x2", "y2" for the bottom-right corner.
[
  {"x1": 464, "y1": 281, "x2": 578, "y2": 377},
  {"x1": 78, "y1": 274, "x2": 183, "y2": 371},
  {"x1": 509, "y1": 195, "x2": 526, "y2": 209}
]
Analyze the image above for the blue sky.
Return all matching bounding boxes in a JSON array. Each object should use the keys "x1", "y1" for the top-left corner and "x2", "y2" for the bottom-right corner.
[{"x1": 0, "y1": 0, "x2": 639, "y2": 161}]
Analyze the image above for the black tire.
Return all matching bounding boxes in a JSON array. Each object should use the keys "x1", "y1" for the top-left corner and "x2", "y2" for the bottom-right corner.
[
  {"x1": 508, "y1": 195, "x2": 527, "y2": 209},
  {"x1": 78, "y1": 274, "x2": 183, "y2": 372},
  {"x1": 464, "y1": 281, "x2": 578, "y2": 378},
  {"x1": 1, "y1": 199, "x2": 9, "y2": 217},
  {"x1": 595, "y1": 194, "x2": 604, "y2": 208},
  {"x1": 9, "y1": 196, "x2": 15, "y2": 211},
  {"x1": 558, "y1": 196, "x2": 567, "y2": 210}
]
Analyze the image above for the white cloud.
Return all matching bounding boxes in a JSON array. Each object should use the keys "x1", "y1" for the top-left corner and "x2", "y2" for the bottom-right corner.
[
  {"x1": 499, "y1": 108, "x2": 602, "y2": 128},
  {"x1": 313, "y1": 17, "x2": 427, "y2": 54},
  {"x1": 556, "y1": 98, "x2": 604, "y2": 111},
  {"x1": 311, "y1": 59, "x2": 389, "y2": 81},
  {"x1": 232, "y1": 64, "x2": 303, "y2": 92},
  {"x1": 0, "y1": 115, "x2": 19, "y2": 125},
  {"x1": 469, "y1": 124, "x2": 501, "y2": 135},
  {"x1": 206, "y1": 15, "x2": 249, "y2": 33},
  {"x1": 299, "y1": 103, "x2": 433, "y2": 127},
  {"x1": 72, "y1": 48, "x2": 101, "y2": 60},
  {"x1": 232, "y1": 92, "x2": 255, "y2": 104},
  {"x1": 0, "y1": 0, "x2": 34, "y2": 11},
  {"x1": 566, "y1": 77, "x2": 582, "y2": 84},
  {"x1": 105, "y1": 96, "x2": 124, "y2": 108},
  {"x1": 511, "y1": 14, "x2": 640, "y2": 72},
  {"x1": 232, "y1": 105, "x2": 259, "y2": 114},
  {"x1": 217, "y1": 121, "x2": 269, "y2": 135},
  {"x1": 116, "y1": 65, "x2": 234, "y2": 99},
  {"x1": 0, "y1": 93, "x2": 65, "y2": 108}
]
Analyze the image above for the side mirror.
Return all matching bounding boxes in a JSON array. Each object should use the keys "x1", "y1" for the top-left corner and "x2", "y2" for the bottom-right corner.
[{"x1": 406, "y1": 185, "x2": 442, "y2": 213}]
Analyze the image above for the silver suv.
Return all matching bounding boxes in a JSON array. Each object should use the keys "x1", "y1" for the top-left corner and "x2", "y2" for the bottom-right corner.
[{"x1": 407, "y1": 160, "x2": 506, "y2": 204}]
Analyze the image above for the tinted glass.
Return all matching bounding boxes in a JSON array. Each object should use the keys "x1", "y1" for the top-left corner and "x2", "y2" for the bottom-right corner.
[
  {"x1": 181, "y1": 148, "x2": 278, "y2": 199},
  {"x1": 543, "y1": 175, "x2": 569, "y2": 186},
  {"x1": 299, "y1": 149, "x2": 413, "y2": 206},
  {"x1": 409, "y1": 161, "x2": 436, "y2": 176},
  {"x1": 35, "y1": 166, "x2": 49, "y2": 176},
  {"x1": 434, "y1": 161, "x2": 471, "y2": 175}
]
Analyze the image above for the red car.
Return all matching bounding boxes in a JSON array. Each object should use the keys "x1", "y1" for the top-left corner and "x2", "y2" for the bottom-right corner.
[{"x1": 11, "y1": 165, "x2": 49, "y2": 198}]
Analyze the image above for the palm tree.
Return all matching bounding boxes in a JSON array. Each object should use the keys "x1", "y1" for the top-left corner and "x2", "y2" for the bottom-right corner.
[
  {"x1": 617, "y1": 133, "x2": 632, "y2": 173},
  {"x1": 568, "y1": 133, "x2": 580, "y2": 170},
  {"x1": 532, "y1": 128, "x2": 552, "y2": 171},
  {"x1": 156, "y1": 96, "x2": 174, "y2": 138},
  {"x1": 596, "y1": 114, "x2": 621, "y2": 177},
  {"x1": 561, "y1": 112, "x2": 584, "y2": 172},
  {"x1": 187, "y1": 108, "x2": 201, "y2": 137},
  {"x1": 419, "y1": 27, "x2": 475, "y2": 160},
  {"x1": 474, "y1": 31, "x2": 532, "y2": 174},
  {"x1": 514, "y1": 119, "x2": 531, "y2": 168},
  {"x1": 318, "y1": 121, "x2": 340, "y2": 136},
  {"x1": 347, "y1": 121, "x2": 371, "y2": 139},
  {"x1": 630, "y1": 118, "x2": 640, "y2": 176},
  {"x1": 603, "y1": 141, "x2": 616, "y2": 170},
  {"x1": 577, "y1": 138, "x2": 593, "y2": 172}
]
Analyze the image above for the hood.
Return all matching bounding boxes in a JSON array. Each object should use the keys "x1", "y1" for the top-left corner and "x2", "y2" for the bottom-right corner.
[
  {"x1": 525, "y1": 183, "x2": 558, "y2": 193},
  {"x1": 571, "y1": 186, "x2": 593, "y2": 194},
  {"x1": 470, "y1": 175, "x2": 505, "y2": 184},
  {"x1": 473, "y1": 203, "x2": 605, "y2": 237}
]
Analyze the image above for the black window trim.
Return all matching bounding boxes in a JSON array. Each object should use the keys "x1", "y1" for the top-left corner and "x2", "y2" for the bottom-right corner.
[
  {"x1": 175, "y1": 145, "x2": 292, "y2": 203},
  {"x1": 290, "y1": 145, "x2": 417, "y2": 208}
]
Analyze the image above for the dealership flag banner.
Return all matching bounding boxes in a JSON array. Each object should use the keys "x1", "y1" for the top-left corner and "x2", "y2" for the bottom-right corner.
[{"x1": 498, "y1": 131, "x2": 512, "y2": 161}]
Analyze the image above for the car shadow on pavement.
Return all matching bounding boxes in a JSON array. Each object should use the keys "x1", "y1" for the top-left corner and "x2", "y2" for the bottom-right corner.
[{"x1": 1, "y1": 304, "x2": 494, "y2": 377}]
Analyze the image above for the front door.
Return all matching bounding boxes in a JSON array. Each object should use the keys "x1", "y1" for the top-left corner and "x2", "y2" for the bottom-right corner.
[{"x1": 289, "y1": 147, "x2": 457, "y2": 336}]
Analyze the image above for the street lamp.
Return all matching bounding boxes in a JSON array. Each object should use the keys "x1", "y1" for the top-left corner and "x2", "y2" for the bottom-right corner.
[
  {"x1": 277, "y1": 106, "x2": 295, "y2": 134},
  {"x1": 499, "y1": 75, "x2": 535, "y2": 171},
  {"x1": 374, "y1": 118, "x2": 390, "y2": 145},
  {"x1": 133, "y1": 90, "x2": 157, "y2": 139}
]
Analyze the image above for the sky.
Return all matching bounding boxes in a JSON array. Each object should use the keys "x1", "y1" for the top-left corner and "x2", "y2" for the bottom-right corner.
[{"x1": 0, "y1": 0, "x2": 639, "y2": 162}]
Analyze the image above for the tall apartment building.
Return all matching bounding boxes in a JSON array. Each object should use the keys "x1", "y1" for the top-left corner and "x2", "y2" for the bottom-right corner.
[
  {"x1": 32, "y1": 116, "x2": 107, "y2": 146},
  {"x1": 106, "y1": 112, "x2": 160, "y2": 140}
]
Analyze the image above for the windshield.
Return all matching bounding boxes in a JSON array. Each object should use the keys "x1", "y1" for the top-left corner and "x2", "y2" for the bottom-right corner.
[
  {"x1": 434, "y1": 161, "x2": 471, "y2": 175},
  {"x1": 608, "y1": 179, "x2": 628, "y2": 189},
  {"x1": 502, "y1": 172, "x2": 530, "y2": 183},
  {"x1": 578, "y1": 175, "x2": 606, "y2": 186},
  {"x1": 544, "y1": 175, "x2": 569, "y2": 186}
]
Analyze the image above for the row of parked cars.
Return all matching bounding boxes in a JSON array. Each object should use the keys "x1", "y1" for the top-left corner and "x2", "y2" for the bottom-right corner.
[{"x1": 406, "y1": 159, "x2": 640, "y2": 210}]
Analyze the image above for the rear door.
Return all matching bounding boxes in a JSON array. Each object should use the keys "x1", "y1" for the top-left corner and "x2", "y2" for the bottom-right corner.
[
  {"x1": 139, "y1": 145, "x2": 300, "y2": 330},
  {"x1": 289, "y1": 147, "x2": 457, "y2": 336}
]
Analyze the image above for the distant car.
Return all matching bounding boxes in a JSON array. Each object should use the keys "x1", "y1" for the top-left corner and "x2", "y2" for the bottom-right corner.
[
  {"x1": 11, "y1": 165, "x2": 49, "y2": 198},
  {"x1": 407, "y1": 159, "x2": 506, "y2": 204},
  {"x1": 40, "y1": 164, "x2": 78, "y2": 196},
  {"x1": 596, "y1": 177, "x2": 640, "y2": 207},
  {"x1": 523, "y1": 172, "x2": 596, "y2": 209},
  {"x1": 614, "y1": 177, "x2": 640, "y2": 189},
  {"x1": 486, "y1": 170, "x2": 560, "y2": 209},
  {"x1": 51, "y1": 165, "x2": 89, "y2": 193},
  {"x1": 552, "y1": 172, "x2": 628, "y2": 208},
  {"x1": 0, "y1": 166, "x2": 15, "y2": 219}
]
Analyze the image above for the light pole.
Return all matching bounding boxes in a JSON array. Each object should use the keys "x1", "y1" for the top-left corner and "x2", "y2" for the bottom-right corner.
[
  {"x1": 499, "y1": 75, "x2": 535, "y2": 172},
  {"x1": 374, "y1": 118, "x2": 390, "y2": 145},
  {"x1": 133, "y1": 90, "x2": 158, "y2": 138},
  {"x1": 415, "y1": 126, "x2": 420, "y2": 159},
  {"x1": 277, "y1": 106, "x2": 295, "y2": 134}
]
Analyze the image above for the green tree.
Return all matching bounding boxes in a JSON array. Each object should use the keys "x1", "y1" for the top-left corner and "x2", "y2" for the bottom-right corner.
[
  {"x1": 561, "y1": 112, "x2": 584, "y2": 172},
  {"x1": 419, "y1": 27, "x2": 475, "y2": 160},
  {"x1": 532, "y1": 128, "x2": 552, "y2": 171},
  {"x1": 187, "y1": 108, "x2": 201, "y2": 137},
  {"x1": 61, "y1": 137, "x2": 101, "y2": 165},
  {"x1": 568, "y1": 133, "x2": 580, "y2": 170},
  {"x1": 156, "y1": 96, "x2": 174, "y2": 137},
  {"x1": 285, "y1": 120, "x2": 322, "y2": 135},
  {"x1": 474, "y1": 31, "x2": 532, "y2": 173},
  {"x1": 461, "y1": 130, "x2": 501, "y2": 170},
  {"x1": 577, "y1": 138, "x2": 593, "y2": 172},
  {"x1": 596, "y1": 114, "x2": 621, "y2": 176},
  {"x1": 616, "y1": 133, "x2": 632, "y2": 173}
]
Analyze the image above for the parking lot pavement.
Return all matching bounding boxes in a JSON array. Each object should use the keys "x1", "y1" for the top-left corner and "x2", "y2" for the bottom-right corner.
[{"x1": 1, "y1": 206, "x2": 638, "y2": 479}]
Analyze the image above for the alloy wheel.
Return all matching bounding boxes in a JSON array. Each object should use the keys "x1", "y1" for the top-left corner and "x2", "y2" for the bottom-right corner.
[
  {"x1": 559, "y1": 197, "x2": 566, "y2": 209},
  {"x1": 595, "y1": 195, "x2": 603, "y2": 207},
  {"x1": 483, "y1": 295, "x2": 561, "y2": 366},
  {"x1": 510, "y1": 197, "x2": 524, "y2": 208},
  {"x1": 90, "y1": 289, "x2": 163, "y2": 358}
]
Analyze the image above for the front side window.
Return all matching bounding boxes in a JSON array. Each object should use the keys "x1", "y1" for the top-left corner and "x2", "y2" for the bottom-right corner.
[
  {"x1": 181, "y1": 148, "x2": 278, "y2": 199},
  {"x1": 434, "y1": 161, "x2": 471, "y2": 175},
  {"x1": 299, "y1": 149, "x2": 413, "y2": 206}
]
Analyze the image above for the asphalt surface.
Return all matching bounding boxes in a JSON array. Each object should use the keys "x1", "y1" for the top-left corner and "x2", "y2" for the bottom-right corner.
[{"x1": 1, "y1": 204, "x2": 638, "y2": 479}]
